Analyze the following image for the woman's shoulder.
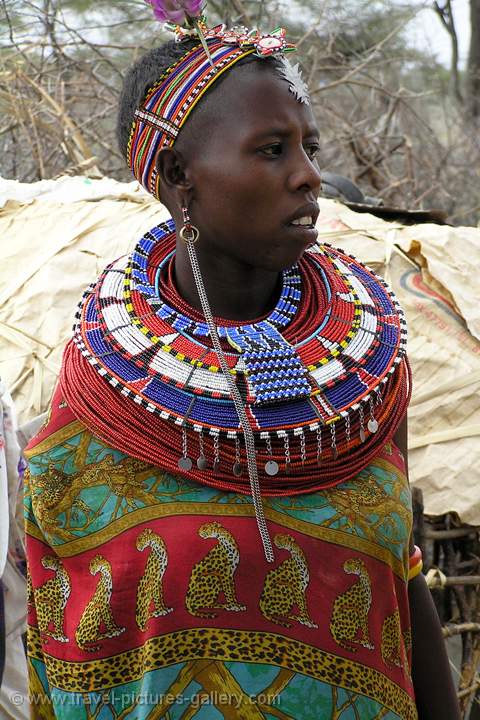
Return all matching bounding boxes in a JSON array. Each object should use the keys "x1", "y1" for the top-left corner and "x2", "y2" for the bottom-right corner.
[{"x1": 24, "y1": 380, "x2": 86, "y2": 462}]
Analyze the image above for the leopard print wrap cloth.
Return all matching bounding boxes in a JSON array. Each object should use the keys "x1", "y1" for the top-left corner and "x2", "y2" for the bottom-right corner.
[{"x1": 25, "y1": 383, "x2": 417, "y2": 720}]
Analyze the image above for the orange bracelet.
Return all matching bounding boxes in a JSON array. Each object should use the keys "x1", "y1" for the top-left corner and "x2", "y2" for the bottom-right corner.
[{"x1": 408, "y1": 545, "x2": 423, "y2": 581}]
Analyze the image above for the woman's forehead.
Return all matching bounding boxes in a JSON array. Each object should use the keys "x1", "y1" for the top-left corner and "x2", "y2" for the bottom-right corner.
[{"x1": 179, "y1": 62, "x2": 317, "y2": 148}]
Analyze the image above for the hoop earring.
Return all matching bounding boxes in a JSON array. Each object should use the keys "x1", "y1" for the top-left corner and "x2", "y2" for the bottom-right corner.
[{"x1": 180, "y1": 206, "x2": 200, "y2": 244}]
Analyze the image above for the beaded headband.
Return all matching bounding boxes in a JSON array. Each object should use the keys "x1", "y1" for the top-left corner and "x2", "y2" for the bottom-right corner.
[{"x1": 127, "y1": 24, "x2": 302, "y2": 200}]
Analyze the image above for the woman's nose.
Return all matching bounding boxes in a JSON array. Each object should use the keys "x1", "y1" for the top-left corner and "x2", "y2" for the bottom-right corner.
[{"x1": 287, "y1": 150, "x2": 322, "y2": 195}]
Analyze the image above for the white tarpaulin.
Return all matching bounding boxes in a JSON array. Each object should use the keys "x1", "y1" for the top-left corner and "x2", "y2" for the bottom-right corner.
[{"x1": 1, "y1": 176, "x2": 479, "y2": 524}]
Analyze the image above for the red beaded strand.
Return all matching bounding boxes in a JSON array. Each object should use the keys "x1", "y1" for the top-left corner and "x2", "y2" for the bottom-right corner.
[{"x1": 61, "y1": 341, "x2": 410, "y2": 497}]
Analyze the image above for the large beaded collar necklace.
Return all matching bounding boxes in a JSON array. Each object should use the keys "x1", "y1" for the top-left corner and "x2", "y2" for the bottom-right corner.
[{"x1": 64, "y1": 220, "x2": 410, "y2": 527}]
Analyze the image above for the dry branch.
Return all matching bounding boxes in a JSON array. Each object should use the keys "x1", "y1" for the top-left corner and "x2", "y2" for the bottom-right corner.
[{"x1": 0, "y1": 0, "x2": 478, "y2": 218}]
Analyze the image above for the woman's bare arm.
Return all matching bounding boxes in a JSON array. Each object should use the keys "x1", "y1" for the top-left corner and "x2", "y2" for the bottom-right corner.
[{"x1": 394, "y1": 416, "x2": 460, "y2": 719}]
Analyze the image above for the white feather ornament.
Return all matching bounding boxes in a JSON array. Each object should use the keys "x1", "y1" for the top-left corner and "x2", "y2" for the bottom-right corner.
[{"x1": 277, "y1": 57, "x2": 310, "y2": 105}]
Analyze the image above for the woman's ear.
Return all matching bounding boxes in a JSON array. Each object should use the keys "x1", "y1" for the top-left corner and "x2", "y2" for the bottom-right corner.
[{"x1": 155, "y1": 147, "x2": 192, "y2": 192}]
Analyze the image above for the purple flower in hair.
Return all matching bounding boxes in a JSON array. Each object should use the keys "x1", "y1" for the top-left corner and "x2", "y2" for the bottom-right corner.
[{"x1": 146, "y1": 0, "x2": 203, "y2": 25}]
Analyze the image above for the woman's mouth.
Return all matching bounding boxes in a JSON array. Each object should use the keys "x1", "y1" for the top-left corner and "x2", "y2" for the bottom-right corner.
[
  {"x1": 287, "y1": 216, "x2": 318, "y2": 243},
  {"x1": 290, "y1": 215, "x2": 314, "y2": 227}
]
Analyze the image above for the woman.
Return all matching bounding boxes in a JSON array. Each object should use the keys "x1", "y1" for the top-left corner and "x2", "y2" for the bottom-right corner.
[{"x1": 24, "y1": 9, "x2": 460, "y2": 720}]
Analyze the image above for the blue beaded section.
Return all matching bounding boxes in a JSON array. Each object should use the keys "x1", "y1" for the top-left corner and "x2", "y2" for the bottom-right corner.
[
  {"x1": 323, "y1": 374, "x2": 368, "y2": 408},
  {"x1": 252, "y1": 399, "x2": 317, "y2": 426},
  {"x1": 84, "y1": 326, "x2": 109, "y2": 355},
  {"x1": 352, "y1": 265, "x2": 394, "y2": 314},
  {"x1": 226, "y1": 321, "x2": 311, "y2": 405},
  {"x1": 142, "y1": 379, "x2": 195, "y2": 416},
  {"x1": 190, "y1": 397, "x2": 240, "y2": 427},
  {"x1": 85, "y1": 298, "x2": 98, "y2": 323}
]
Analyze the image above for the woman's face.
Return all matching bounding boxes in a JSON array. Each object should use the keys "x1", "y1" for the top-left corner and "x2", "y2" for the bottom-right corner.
[{"x1": 178, "y1": 62, "x2": 322, "y2": 272}]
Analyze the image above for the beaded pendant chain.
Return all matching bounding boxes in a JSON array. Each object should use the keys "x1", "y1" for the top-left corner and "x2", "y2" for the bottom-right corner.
[{"x1": 181, "y1": 228, "x2": 274, "y2": 562}]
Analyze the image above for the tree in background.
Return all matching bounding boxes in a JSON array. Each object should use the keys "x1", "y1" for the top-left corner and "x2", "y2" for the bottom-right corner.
[
  {"x1": 432, "y1": 0, "x2": 480, "y2": 120},
  {"x1": 0, "y1": 0, "x2": 479, "y2": 225},
  {"x1": 467, "y1": 0, "x2": 480, "y2": 117},
  {"x1": 433, "y1": 0, "x2": 463, "y2": 102}
]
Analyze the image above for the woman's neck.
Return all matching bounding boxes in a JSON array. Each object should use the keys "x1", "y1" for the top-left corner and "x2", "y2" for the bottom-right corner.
[{"x1": 174, "y1": 243, "x2": 281, "y2": 322}]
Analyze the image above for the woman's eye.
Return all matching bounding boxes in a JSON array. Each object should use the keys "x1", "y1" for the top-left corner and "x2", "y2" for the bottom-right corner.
[
  {"x1": 261, "y1": 144, "x2": 282, "y2": 157},
  {"x1": 305, "y1": 144, "x2": 320, "y2": 159}
]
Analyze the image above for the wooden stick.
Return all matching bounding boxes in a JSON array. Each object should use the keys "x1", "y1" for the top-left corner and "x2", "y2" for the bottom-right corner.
[
  {"x1": 428, "y1": 575, "x2": 480, "y2": 588},
  {"x1": 443, "y1": 623, "x2": 480, "y2": 638},
  {"x1": 457, "y1": 677, "x2": 480, "y2": 699},
  {"x1": 425, "y1": 528, "x2": 479, "y2": 540}
]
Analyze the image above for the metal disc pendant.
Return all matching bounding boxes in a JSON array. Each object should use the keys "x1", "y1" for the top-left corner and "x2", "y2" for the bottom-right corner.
[
  {"x1": 213, "y1": 459, "x2": 220, "y2": 472},
  {"x1": 233, "y1": 462, "x2": 243, "y2": 477},
  {"x1": 178, "y1": 456, "x2": 193, "y2": 471},
  {"x1": 367, "y1": 418, "x2": 379, "y2": 434},
  {"x1": 197, "y1": 455, "x2": 208, "y2": 471},
  {"x1": 265, "y1": 460, "x2": 279, "y2": 476},
  {"x1": 332, "y1": 447, "x2": 338, "y2": 460},
  {"x1": 360, "y1": 427, "x2": 366, "y2": 443},
  {"x1": 285, "y1": 462, "x2": 291, "y2": 475}
]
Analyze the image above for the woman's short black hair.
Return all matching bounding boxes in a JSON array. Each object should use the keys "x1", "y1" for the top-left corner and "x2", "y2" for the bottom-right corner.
[
  {"x1": 116, "y1": 39, "x2": 281, "y2": 162},
  {"x1": 117, "y1": 39, "x2": 196, "y2": 161}
]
